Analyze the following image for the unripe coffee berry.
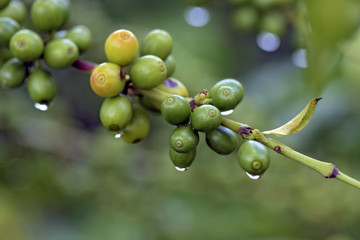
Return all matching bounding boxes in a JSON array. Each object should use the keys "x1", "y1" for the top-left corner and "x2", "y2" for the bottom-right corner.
[
  {"x1": 31, "y1": 0, "x2": 70, "y2": 31},
  {"x1": 121, "y1": 105, "x2": 151, "y2": 144},
  {"x1": 66, "y1": 25, "x2": 92, "y2": 52},
  {"x1": 206, "y1": 126, "x2": 239, "y2": 155},
  {"x1": 105, "y1": 29, "x2": 138, "y2": 67},
  {"x1": 140, "y1": 29, "x2": 173, "y2": 60},
  {"x1": 164, "y1": 55, "x2": 176, "y2": 77},
  {"x1": 139, "y1": 96, "x2": 162, "y2": 113},
  {"x1": 9, "y1": 29, "x2": 44, "y2": 62},
  {"x1": 0, "y1": 17, "x2": 20, "y2": 46},
  {"x1": 208, "y1": 78, "x2": 244, "y2": 104},
  {"x1": 169, "y1": 148, "x2": 196, "y2": 169},
  {"x1": 169, "y1": 125, "x2": 199, "y2": 153},
  {"x1": 129, "y1": 55, "x2": 167, "y2": 89},
  {"x1": 161, "y1": 94, "x2": 191, "y2": 125},
  {"x1": 0, "y1": 58, "x2": 25, "y2": 88},
  {"x1": 90, "y1": 62, "x2": 125, "y2": 98},
  {"x1": 237, "y1": 140, "x2": 270, "y2": 176},
  {"x1": 27, "y1": 69, "x2": 57, "y2": 105},
  {"x1": 44, "y1": 38, "x2": 79, "y2": 69},
  {"x1": 212, "y1": 86, "x2": 240, "y2": 111},
  {"x1": 0, "y1": 0, "x2": 26, "y2": 23},
  {"x1": 99, "y1": 95, "x2": 133, "y2": 133},
  {"x1": 0, "y1": 0, "x2": 10, "y2": 10},
  {"x1": 155, "y1": 78, "x2": 189, "y2": 97},
  {"x1": 191, "y1": 105, "x2": 222, "y2": 133}
]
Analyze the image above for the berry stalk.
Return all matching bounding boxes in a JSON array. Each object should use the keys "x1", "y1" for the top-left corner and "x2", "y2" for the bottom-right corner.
[
  {"x1": 221, "y1": 116, "x2": 360, "y2": 190},
  {"x1": 72, "y1": 59, "x2": 98, "y2": 73}
]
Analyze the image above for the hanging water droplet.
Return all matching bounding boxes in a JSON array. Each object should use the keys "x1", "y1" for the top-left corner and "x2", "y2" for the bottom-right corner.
[
  {"x1": 34, "y1": 102, "x2": 48, "y2": 111},
  {"x1": 246, "y1": 172, "x2": 261, "y2": 180},
  {"x1": 221, "y1": 109, "x2": 234, "y2": 116},
  {"x1": 175, "y1": 166, "x2": 189, "y2": 172},
  {"x1": 114, "y1": 131, "x2": 124, "y2": 139}
]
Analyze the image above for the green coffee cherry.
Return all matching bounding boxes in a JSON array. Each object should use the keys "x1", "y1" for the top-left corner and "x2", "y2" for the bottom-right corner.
[
  {"x1": 104, "y1": 29, "x2": 138, "y2": 67},
  {"x1": 169, "y1": 125, "x2": 199, "y2": 153},
  {"x1": 208, "y1": 78, "x2": 244, "y2": 104},
  {"x1": 31, "y1": 0, "x2": 70, "y2": 31},
  {"x1": 169, "y1": 148, "x2": 196, "y2": 170},
  {"x1": 139, "y1": 96, "x2": 162, "y2": 113},
  {"x1": 0, "y1": 0, "x2": 10, "y2": 10},
  {"x1": 9, "y1": 29, "x2": 44, "y2": 62},
  {"x1": 44, "y1": 38, "x2": 79, "y2": 69},
  {"x1": 66, "y1": 25, "x2": 92, "y2": 52},
  {"x1": 121, "y1": 105, "x2": 150, "y2": 144},
  {"x1": 99, "y1": 95, "x2": 133, "y2": 133},
  {"x1": 0, "y1": 58, "x2": 25, "y2": 88},
  {"x1": 206, "y1": 126, "x2": 239, "y2": 155},
  {"x1": 129, "y1": 55, "x2": 167, "y2": 89},
  {"x1": 191, "y1": 105, "x2": 222, "y2": 133},
  {"x1": 212, "y1": 86, "x2": 240, "y2": 111},
  {"x1": 161, "y1": 94, "x2": 191, "y2": 125},
  {"x1": 237, "y1": 140, "x2": 270, "y2": 176},
  {"x1": 0, "y1": 0, "x2": 26, "y2": 23},
  {"x1": 164, "y1": 55, "x2": 176, "y2": 77},
  {"x1": 27, "y1": 69, "x2": 57, "y2": 105},
  {"x1": 140, "y1": 29, "x2": 172, "y2": 60},
  {"x1": 155, "y1": 78, "x2": 189, "y2": 97},
  {"x1": 259, "y1": 11, "x2": 286, "y2": 37},
  {"x1": 0, "y1": 17, "x2": 20, "y2": 46},
  {"x1": 90, "y1": 62, "x2": 125, "y2": 98},
  {"x1": 231, "y1": 6, "x2": 258, "y2": 31},
  {"x1": 0, "y1": 47, "x2": 12, "y2": 66}
]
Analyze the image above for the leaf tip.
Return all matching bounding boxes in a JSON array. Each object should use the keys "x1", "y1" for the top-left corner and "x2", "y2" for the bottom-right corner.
[{"x1": 315, "y1": 97, "x2": 323, "y2": 103}]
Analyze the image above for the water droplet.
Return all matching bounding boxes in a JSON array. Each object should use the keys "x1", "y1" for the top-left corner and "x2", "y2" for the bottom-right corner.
[
  {"x1": 114, "y1": 132, "x2": 123, "y2": 138},
  {"x1": 34, "y1": 103, "x2": 48, "y2": 111},
  {"x1": 175, "y1": 166, "x2": 189, "y2": 172},
  {"x1": 184, "y1": 6, "x2": 210, "y2": 27},
  {"x1": 246, "y1": 172, "x2": 261, "y2": 180},
  {"x1": 221, "y1": 109, "x2": 234, "y2": 116},
  {"x1": 256, "y1": 32, "x2": 280, "y2": 52},
  {"x1": 110, "y1": 130, "x2": 123, "y2": 138}
]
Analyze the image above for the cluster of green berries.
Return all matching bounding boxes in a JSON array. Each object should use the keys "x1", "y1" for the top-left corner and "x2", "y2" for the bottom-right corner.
[
  {"x1": 0, "y1": 0, "x2": 92, "y2": 108},
  {"x1": 93, "y1": 27, "x2": 270, "y2": 176},
  {"x1": 162, "y1": 77, "x2": 270, "y2": 176},
  {"x1": 1, "y1": 0, "x2": 271, "y2": 177},
  {"x1": 91, "y1": 28, "x2": 180, "y2": 144},
  {"x1": 228, "y1": 0, "x2": 294, "y2": 37}
]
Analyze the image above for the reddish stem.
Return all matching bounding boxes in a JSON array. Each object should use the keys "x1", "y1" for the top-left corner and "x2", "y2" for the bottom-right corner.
[{"x1": 72, "y1": 59, "x2": 98, "y2": 73}]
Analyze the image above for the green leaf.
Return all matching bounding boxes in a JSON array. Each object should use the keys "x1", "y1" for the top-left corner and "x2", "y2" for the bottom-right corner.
[{"x1": 263, "y1": 98, "x2": 322, "y2": 137}]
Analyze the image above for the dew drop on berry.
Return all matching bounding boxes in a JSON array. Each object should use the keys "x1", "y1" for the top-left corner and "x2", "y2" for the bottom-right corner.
[
  {"x1": 246, "y1": 172, "x2": 261, "y2": 180},
  {"x1": 221, "y1": 109, "x2": 234, "y2": 116},
  {"x1": 175, "y1": 166, "x2": 189, "y2": 172},
  {"x1": 34, "y1": 103, "x2": 49, "y2": 111}
]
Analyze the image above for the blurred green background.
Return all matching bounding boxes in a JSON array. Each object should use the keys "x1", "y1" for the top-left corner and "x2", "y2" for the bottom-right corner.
[{"x1": 1, "y1": 0, "x2": 360, "y2": 239}]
